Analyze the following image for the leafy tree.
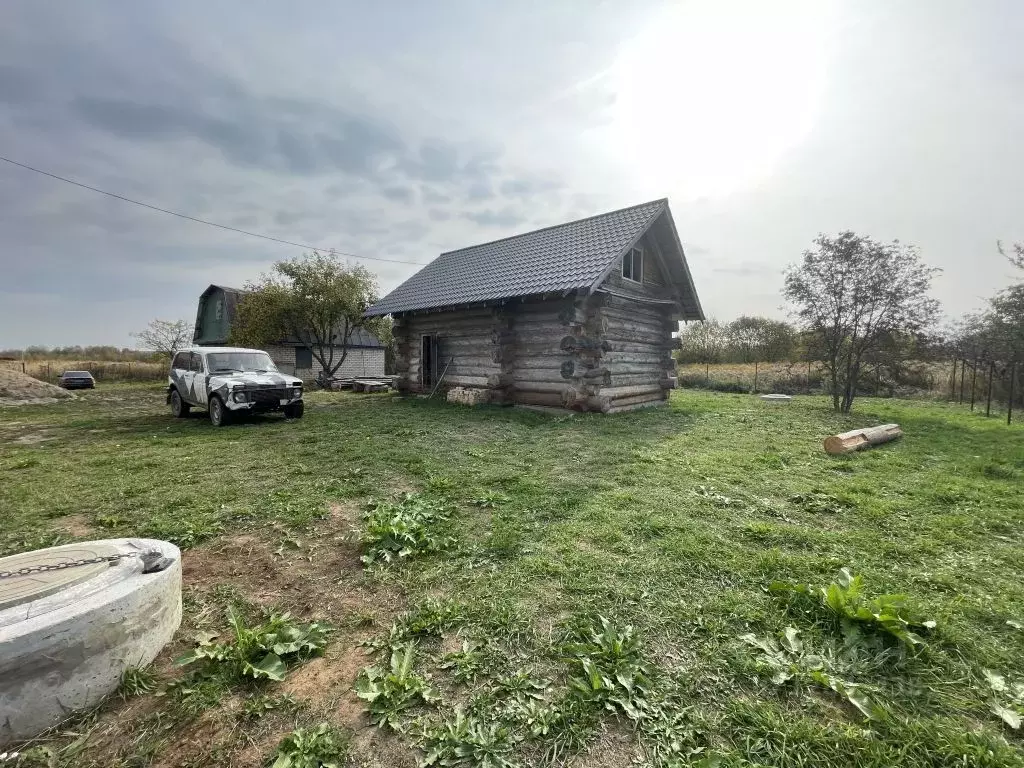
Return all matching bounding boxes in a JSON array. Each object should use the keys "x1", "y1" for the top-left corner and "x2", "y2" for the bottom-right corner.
[
  {"x1": 230, "y1": 252, "x2": 391, "y2": 379},
  {"x1": 783, "y1": 232, "x2": 940, "y2": 412},
  {"x1": 726, "y1": 316, "x2": 796, "y2": 363},
  {"x1": 952, "y1": 242, "x2": 1024, "y2": 363},
  {"x1": 132, "y1": 319, "x2": 194, "y2": 357},
  {"x1": 677, "y1": 318, "x2": 727, "y2": 366}
]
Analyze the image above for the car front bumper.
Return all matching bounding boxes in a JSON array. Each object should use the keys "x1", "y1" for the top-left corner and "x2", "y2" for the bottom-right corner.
[{"x1": 224, "y1": 391, "x2": 302, "y2": 412}]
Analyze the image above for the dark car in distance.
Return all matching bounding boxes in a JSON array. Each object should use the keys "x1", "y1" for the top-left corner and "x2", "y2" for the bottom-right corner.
[{"x1": 58, "y1": 370, "x2": 96, "y2": 389}]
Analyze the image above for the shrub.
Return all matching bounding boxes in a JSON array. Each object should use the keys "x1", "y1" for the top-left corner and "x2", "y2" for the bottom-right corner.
[
  {"x1": 562, "y1": 616, "x2": 652, "y2": 720},
  {"x1": 360, "y1": 493, "x2": 454, "y2": 565},
  {"x1": 769, "y1": 568, "x2": 935, "y2": 648},
  {"x1": 419, "y1": 709, "x2": 519, "y2": 768},
  {"x1": 118, "y1": 666, "x2": 160, "y2": 698},
  {"x1": 175, "y1": 606, "x2": 331, "y2": 681},
  {"x1": 355, "y1": 644, "x2": 437, "y2": 730},
  {"x1": 270, "y1": 723, "x2": 349, "y2": 768}
]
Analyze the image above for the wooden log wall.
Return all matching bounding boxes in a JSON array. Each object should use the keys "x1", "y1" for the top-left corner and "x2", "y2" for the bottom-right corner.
[
  {"x1": 595, "y1": 293, "x2": 677, "y2": 411},
  {"x1": 509, "y1": 297, "x2": 585, "y2": 408},
  {"x1": 390, "y1": 289, "x2": 676, "y2": 412},
  {"x1": 393, "y1": 307, "x2": 500, "y2": 393}
]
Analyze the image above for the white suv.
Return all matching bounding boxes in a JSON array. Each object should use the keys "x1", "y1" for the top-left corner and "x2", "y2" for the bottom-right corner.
[{"x1": 167, "y1": 347, "x2": 304, "y2": 426}]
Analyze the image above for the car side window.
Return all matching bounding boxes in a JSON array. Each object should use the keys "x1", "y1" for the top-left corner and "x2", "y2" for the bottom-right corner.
[
  {"x1": 172, "y1": 352, "x2": 188, "y2": 370},
  {"x1": 189, "y1": 353, "x2": 205, "y2": 373}
]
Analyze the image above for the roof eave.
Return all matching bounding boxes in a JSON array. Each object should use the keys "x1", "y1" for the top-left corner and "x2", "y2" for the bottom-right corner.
[{"x1": 660, "y1": 206, "x2": 706, "y2": 322}]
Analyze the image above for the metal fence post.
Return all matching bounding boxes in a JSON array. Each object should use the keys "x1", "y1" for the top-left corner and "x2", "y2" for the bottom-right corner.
[
  {"x1": 1009, "y1": 361, "x2": 1017, "y2": 426},
  {"x1": 959, "y1": 359, "x2": 966, "y2": 404},
  {"x1": 986, "y1": 360, "x2": 994, "y2": 416},
  {"x1": 970, "y1": 359, "x2": 978, "y2": 411}
]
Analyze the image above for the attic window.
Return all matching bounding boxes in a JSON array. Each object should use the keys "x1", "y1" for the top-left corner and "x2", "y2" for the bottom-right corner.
[{"x1": 622, "y1": 247, "x2": 643, "y2": 283}]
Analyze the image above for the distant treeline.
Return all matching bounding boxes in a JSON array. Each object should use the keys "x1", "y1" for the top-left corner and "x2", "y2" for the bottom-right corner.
[
  {"x1": 0, "y1": 345, "x2": 161, "y2": 362},
  {"x1": 676, "y1": 316, "x2": 800, "y2": 364},
  {"x1": 676, "y1": 315, "x2": 947, "y2": 368}
]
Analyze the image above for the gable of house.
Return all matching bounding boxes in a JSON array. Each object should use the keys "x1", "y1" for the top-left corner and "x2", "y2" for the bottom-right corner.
[{"x1": 193, "y1": 285, "x2": 243, "y2": 346}]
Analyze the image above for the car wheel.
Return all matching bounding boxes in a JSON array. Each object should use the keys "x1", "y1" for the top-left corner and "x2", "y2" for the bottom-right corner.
[
  {"x1": 170, "y1": 389, "x2": 190, "y2": 418},
  {"x1": 209, "y1": 395, "x2": 230, "y2": 427},
  {"x1": 284, "y1": 401, "x2": 305, "y2": 419}
]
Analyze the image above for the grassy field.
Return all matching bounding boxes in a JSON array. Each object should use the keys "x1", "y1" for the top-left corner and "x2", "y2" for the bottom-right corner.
[
  {"x1": 0, "y1": 359, "x2": 166, "y2": 383},
  {"x1": 2, "y1": 384, "x2": 1023, "y2": 767},
  {"x1": 677, "y1": 362, "x2": 951, "y2": 399}
]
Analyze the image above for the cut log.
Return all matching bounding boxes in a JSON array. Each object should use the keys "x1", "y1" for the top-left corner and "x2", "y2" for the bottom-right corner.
[
  {"x1": 823, "y1": 424, "x2": 902, "y2": 455},
  {"x1": 600, "y1": 384, "x2": 664, "y2": 399}
]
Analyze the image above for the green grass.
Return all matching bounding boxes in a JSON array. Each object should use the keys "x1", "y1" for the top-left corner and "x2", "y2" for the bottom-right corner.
[{"x1": 2, "y1": 384, "x2": 1023, "y2": 766}]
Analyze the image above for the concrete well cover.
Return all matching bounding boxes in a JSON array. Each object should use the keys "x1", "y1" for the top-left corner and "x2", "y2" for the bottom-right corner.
[
  {"x1": 0, "y1": 543, "x2": 121, "y2": 611},
  {"x1": 0, "y1": 538, "x2": 182, "y2": 747}
]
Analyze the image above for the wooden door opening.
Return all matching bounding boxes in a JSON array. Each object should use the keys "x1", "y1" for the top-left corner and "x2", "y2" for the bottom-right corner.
[{"x1": 421, "y1": 334, "x2": 436, "y2": 389}]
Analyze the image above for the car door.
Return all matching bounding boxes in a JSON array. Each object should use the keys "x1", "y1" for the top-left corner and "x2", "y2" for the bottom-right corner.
[
  {"x1": 190, "y1": 352, "x2": 209, "y2": 408},
  {"x1": 171, "y1": 352, "x2": 194, "y2": 403}
]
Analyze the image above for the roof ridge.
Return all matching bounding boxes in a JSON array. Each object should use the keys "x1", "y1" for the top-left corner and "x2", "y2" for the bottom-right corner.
[{"x1": 438, "y1": 198, "x2": 667, "y2": 257}]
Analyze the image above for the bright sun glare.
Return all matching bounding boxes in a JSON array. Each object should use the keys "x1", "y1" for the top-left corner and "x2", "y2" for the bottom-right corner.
[{"x1": 609, "y1": 0, "x2": 835, "y2": 200}]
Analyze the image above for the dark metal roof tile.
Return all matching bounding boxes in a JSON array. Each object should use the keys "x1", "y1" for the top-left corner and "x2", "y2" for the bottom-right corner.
[{"x1": 365, "y1": 199, "x2": 667, "y2": 316}]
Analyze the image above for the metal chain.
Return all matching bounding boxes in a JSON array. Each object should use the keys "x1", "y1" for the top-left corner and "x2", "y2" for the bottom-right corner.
[{"x1": 0, "y1": 553, "x2": 140, "y2": 580}]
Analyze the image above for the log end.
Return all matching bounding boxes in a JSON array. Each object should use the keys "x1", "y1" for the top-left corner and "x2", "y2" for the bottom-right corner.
[{"x1": 823, "y1": 435, "x2": 863, "y2": 455}]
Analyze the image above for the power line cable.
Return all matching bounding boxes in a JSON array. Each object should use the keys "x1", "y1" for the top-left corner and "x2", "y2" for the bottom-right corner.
[{"x1": 0, "y1": 154, "x2": 428, "y2": 266}]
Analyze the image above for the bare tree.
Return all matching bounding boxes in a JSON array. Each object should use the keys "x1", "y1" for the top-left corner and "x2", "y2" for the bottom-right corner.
[
  {"x1": 783, "y1": 232, "x2": 940, "y2": 412},
  {"x1": 132, "y1": 319, "x2": 194, "y2": 357}
]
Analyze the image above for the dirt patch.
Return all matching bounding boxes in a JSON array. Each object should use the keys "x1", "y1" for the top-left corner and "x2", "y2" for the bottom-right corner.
[
  {"x1": 280, "y1": 643, "x2": 373, "y2": 730},
  {"x1": 12, "y1": 432, "x2": 56, "y2": 445},
  {"x1": 59, "y1": 514, "x2": 94, "y2": 539},
  {"x1": 181, "y1": 527, "x2": 391, "y2": 619},
  {"x1": 0, "y1": 368, "x2": 74, "y2": 402},
  {"x1": 566, "y1": 722, "x2": 640, "y2": 767},
  {"x1": 149, "y1": 704, "x2": 238, "y2": 768}
]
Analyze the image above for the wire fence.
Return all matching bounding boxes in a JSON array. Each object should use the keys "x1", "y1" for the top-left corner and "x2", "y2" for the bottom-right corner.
[
  {"x1": 948, "y1": 358, "x2": 1020, "y2": 425},
  {"x1": 0, "y1": 359, "x2": 167, "y2": 383}
]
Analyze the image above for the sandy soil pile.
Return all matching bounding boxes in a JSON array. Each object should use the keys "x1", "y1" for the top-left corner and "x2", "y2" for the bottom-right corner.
[{"x1": 0, "y1": 368, "x2": 75, "y2": 403}]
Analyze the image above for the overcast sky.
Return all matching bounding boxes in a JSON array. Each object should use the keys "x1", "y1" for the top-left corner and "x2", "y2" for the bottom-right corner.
[{"x1": 1, "y1": 0, "x2": 1022, "y2": 348}]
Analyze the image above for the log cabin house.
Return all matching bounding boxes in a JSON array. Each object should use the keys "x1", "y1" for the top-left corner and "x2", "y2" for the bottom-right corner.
[{"x1": 364, "y1": 199, "x2": 704, "y2": 412}]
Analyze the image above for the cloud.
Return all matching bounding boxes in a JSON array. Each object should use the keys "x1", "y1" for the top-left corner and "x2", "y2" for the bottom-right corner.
[
  {"x1": 500, "y1": 177, "x2": 562, "y2": 198},
  {"x1": 466, "y1": 181, "x2": 493, "y2": 201},
  {"x1": 462, "y1": 207, "x2": 527, "y2": 228},
  {"x1": 382, "y1": 185, "x2": 416, "y2": 203},
  {"x1": 72, "y1": 95, "x2": 407, "y2": 179},
  {"x1": 0, "y1": 65, "x2": 37, "y2": 104},
  {"x1": 422, "y1": 187, "x2": 452, "y2": 204}
]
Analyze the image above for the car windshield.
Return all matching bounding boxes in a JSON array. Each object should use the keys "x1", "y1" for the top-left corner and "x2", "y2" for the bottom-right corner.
[
  {"x1": 64, "y1": 371, "x2": 90, "y2": 376},
  {"x1": 206, "y1": 352, "x2": 277, "y2": 373}
]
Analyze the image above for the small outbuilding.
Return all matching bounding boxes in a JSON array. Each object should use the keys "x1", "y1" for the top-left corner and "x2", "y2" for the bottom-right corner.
[
  {"x1": 193, "y1": 284, "x2": 385, "y2": 380},
  {"x1": 364, "y1": 199, "x2": 703, "y2": 412}
]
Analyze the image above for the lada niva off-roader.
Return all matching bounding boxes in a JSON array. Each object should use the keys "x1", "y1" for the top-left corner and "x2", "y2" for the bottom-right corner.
[{"x1": 167, "y1": 347, "x2": 304, "y2": 426}]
